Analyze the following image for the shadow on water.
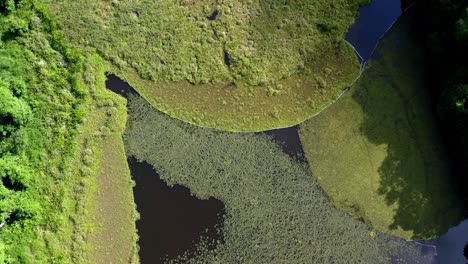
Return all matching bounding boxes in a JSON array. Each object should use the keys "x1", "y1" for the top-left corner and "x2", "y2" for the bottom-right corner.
[
  {"x1": 106, "y1": 75, "x2": 225, "y2": 264},
  {"x1": 264, "y1": 0, "x2": 406, "y2": 165},
  {"x1": 352, "y1": 7, "x2": 464, "y2": 241},
  {"x1": 345, "y1": 0, "x2": 467, "y2": 262}
]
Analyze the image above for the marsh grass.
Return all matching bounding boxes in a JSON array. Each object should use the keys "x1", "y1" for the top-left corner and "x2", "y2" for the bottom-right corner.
[
  {"x1": 45, "y1": 0, "x2": 366, "y2": 131},
  {"x1": 299, "y1": 13, "x2": 463, "y2": 240}
]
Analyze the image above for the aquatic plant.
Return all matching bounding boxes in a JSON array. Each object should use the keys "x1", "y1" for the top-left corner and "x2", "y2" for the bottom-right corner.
[{"x1": 124, "y1": 94, "x2": 429, "y2": 263}]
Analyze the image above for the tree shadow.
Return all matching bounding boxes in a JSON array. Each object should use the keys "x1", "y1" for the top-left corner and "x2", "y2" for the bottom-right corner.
[{"x1": 351, "y1": 12, "x2": 463, "y2": 240}]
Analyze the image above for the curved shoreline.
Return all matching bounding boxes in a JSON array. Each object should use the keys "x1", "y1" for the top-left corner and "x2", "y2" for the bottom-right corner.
[{"x1": 112, "y1": 5, "x2": 413, "y2": 134}]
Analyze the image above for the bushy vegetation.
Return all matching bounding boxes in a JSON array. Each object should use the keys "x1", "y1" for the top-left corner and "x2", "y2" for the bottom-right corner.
[
  {"x1": 416, "y1": 0, "x2": 468, "y2": 212},
  {"x1": 0, "y1": 1, "x2": 138, "y2": 262},
  {"x1": 299, "y1": 13, "x2": 463, "y2": 240},
  {"x1": 44, "y1": 0, "x2": 367, "y2": 131},
  {"x1": 124, "y1": 94, "x2": 431, "y2": 263}
]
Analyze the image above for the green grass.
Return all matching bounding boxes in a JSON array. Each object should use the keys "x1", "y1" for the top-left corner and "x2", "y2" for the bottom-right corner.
[
  {"x1": 0, "y1": 2, "x2": 138, "y2": 262},
  {"x1": 74, "y1": 54, "x2": 139, "y2": 264},
  {"x1": 298, "y1": 14, "x2": 463, "y2": 240},
  {"x1": 44, "y1": 0, "x2": 366, "y2": 131},
  {"x1": 123, "y1": 93, "x2": 429, "y2": 263}
]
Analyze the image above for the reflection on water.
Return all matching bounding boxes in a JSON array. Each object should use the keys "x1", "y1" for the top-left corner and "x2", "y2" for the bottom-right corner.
[{"x1": 345, "y1": 0, "x2": 402, "y2": 62}]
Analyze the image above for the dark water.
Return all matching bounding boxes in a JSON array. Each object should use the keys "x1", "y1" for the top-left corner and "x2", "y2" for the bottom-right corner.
[
  {"x1": 106, "y1": 74, "x2": 134, "y2": 97},
  {"x1": 258, "y1": 126, "x2": 305, "y2": 162},
  {"x1": 128, "y1": 157, "x2": 225, "y2": 263},
  {"x1": 105, "y1": 0, "x2": 468, "y2": 261},
  {"x1": 425, "y1": 219, "x2": 468, "y2": 264},
  {"x1": 207, "y1": 10, "x2": 219, "y2": 21},
  {"x1": 345, "y1": 0, "x2": 403, "y2": 62},
  {"x1": 465, "y1": 243, "x2": 468, "y2": 260},
  {"x1": 223, "y1": 49, "x2": 231, "y2": 68}
]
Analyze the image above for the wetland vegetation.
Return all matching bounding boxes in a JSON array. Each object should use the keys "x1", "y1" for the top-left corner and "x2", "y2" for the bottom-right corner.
[
  {"x1": 1, "y1": 0, "x2": 467, "y2": 263},
  {"x1": 123, "y1": 93, "x2": 432, "y2": 263},
  {"x1": 45, "y1": 0, "x2": 368, "y2": 131},
  {"x1": 299, "y1": 13, "x2": 463, "y2": 240},
  {"x1": 0, "y1": 1, "x2": 137, "y2": 262}
]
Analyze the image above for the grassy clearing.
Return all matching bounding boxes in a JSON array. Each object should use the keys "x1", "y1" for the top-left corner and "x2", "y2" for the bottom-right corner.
[
  {"x1": 45, "y1": 0, "x2": 365, "y2": 131},
  {"x1": 299, "y1": 14, "x2": 463, "y2": 240},
  {"x1": 124, "y1": 94, "x2": 429, "y2": 263}
]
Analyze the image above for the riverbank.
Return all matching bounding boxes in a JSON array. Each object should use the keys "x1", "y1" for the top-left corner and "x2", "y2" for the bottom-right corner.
[
  {"x1": 0, "y1": 2, "x2": 139, "y2": 260},
  {"x1": 79, "y1": 56, "x2": 139, "y2": 263}
]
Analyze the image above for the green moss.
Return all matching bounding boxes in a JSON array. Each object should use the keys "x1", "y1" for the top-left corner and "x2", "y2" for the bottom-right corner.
[
  {"x1": 44, "y1": 0, "x2": 364, "y2": 131},
  {"x1": 123, "y1": 94, "x2": 428, "y2": 263},
  {"x1": 299, "y1": 14, "x2": 463, "y2": 240}
]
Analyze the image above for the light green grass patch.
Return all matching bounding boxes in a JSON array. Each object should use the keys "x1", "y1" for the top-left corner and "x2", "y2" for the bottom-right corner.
[
  {"x1": 75, "y1": 54, "x2": 139, "y2": 264},
  {"x1": 299, "y1": 14, "x2": 463, "y2": 240}
]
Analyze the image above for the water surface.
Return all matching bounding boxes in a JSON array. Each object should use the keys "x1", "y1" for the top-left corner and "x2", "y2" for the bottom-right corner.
[
  {"x1": 345, "y1": 0, "x2": 402, "y2": 62},
  {"x1": 128, "y1": 157, "x2": 225, "y2": 263}
]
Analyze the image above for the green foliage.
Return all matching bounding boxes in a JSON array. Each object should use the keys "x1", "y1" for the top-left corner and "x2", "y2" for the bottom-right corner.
[
  {"x1": 419, "y1": 0, "x2": 468, "y2": 208},
  {"x1": 0, "y1": 81, "x2": 32, "y2": 136},
  {"x1": 454, "y1": 8, "x2": 468, "y2": 41},
  {"x1": 0, "y1": 0, "x2": 17, "y2": 13},
  {"x1": 0, "y1": 0, "x2": 129, "y2": 262},
  {"x1": 439, "y1": 84, "x2": 468, "y2": 116},
  {"x1": 317, "y1": 18, "x2": 339, "y2": 32}
]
